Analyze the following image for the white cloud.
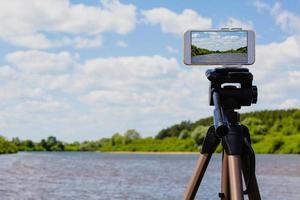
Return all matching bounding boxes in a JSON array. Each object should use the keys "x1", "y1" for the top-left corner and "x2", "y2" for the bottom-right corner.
[
  {"x1": 80, "y1": 90, "x2": 134, "y2": 105},
  {"x1": 83, "y1": 55, "x2": 179, "y2": 79},
  {"x1": 14, "y1": 100, "x2": 70, "y2": 113},
  {"x1": 253, "y1": 0, "x2": 270, "y2": 12},
  {"x1": 251, "y1": 1, "x2": 300, "y2": 97},
  {"x1": 192, "y1": 32, "x2": 247, "y2": 51},
  {"x1": 254, "y1": 36, "x2": 300, "y2": 71},
  {"x1": 0, "y1": 65, "x2": 16, "y2": 78},
  {"x1": 279, "y1": 99, "x2": 299, "y2": 109},
  {"x1": 222, "y1": 17, "x2": 254, "y2": 29},
  {"x1": 166, "y1": 45, "x2": 178, "y2": 54},
  {"x1": 251, "y1": 1, "x2": 300, "y2": 109},
  {"x1": 0, "y1": 49, "x2": 212, "y2": 140},
  {"x1": 7, "y1": 34, "x2": 103, "y2": 49},
  {"x1": 6, "y1": 50, "x2": 76, "y2": 73},
  {"x1": 73, "y1": 36, "x2": 102, "y2": 48},
  {"x1": 7, "y1": 33, "x2": 54, "y2": 49},
  {"x1": 78, "y1": 55, "x2": 209, "y2": 124},
  {"x1": 250, "y1": 36, "x2": 300, "y2": 109},
  {"x1": 116, "y1": 41, "x2": 128, "y2": 48},
  {"x1": 254, "y1": 0, "x2": 300, "y2": 34},
  {"x1": 0, "y1": 82, "x2": 47, "y2": 101},
  {"x1": 0, "y1": 0, "x2": 136, "y2": 49},
  {"x1": 272, "y1": 6, "x2": 300, "y2": 33},
  {"x1": 142, "y1": 8, "x2": 212, "y2": 35}
]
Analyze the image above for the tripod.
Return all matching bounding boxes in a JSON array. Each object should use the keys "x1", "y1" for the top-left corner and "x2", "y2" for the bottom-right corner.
[{"x1": 183, "y1": 67, "x2": 261, "y2": 200}]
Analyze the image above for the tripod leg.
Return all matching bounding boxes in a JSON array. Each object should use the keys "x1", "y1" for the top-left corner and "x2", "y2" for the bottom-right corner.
[
  {"x1": 183, "y1": 126, "x2": 220, "y2": 200},
  {"x1": 241, "y1": 125, "x2": 261, "y2": 200},
  {"x1": 220, "y1": 151, "x2": 230, "y2": 200},
  {"x1": 241, "y1": 154, "x2": 261, "y2": 200},
  {"x1": 228, "y1": 155, "x2": 244, "y2": 200},
  {"x1": 183, "y1": 153, "x2": 212, "y2": 200}
]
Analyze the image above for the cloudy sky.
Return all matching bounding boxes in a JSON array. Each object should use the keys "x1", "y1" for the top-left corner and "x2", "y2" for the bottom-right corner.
[
  {"x1": 0, "y1": 0, "x2": 299, "y2": 142},
  {"x1": 192, "y1": 31, "x2": 247, "y2": 51}
]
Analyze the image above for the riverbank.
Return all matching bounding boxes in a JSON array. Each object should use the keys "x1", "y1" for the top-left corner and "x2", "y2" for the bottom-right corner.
[
  {"x1": 1, "y1": 149, "x2": 299, "y2": 155},
  {"x1": 0, "y1": 109, "x2": 299, "y2": 154},
  {"x1": 103, "y1": 151, "x2": 199, "y2": 155}
]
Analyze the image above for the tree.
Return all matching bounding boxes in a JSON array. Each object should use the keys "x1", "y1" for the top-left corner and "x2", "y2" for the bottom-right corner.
[
  {"x1": 79, "y1": 141, "x2": 100, "y2": 151},
  {"x1": 123, "y1": 129, "x2": 141, "y2": 144},
  {"x1": 12, "y1": 137, "x2": 21, "y2": 146},
  {"x1": 156, "y1": 121, "x2": 192, "y2": 139},
  {"x1": 38, "y1": 136, "x2": 64, "y2": 151},
  {"x1": 99, "y1": 138, "x2": 110, "y2": 146},
  {"x1": 23, "y1": 140, "x2": 35, "y2": 149},
  {"x1": 47, "y1": 136, "x2": 57, "y2": 147},
  {"x1": 51, "y1": 142, "x2": 64, "y2": 151},
  {"x1": 0, "y1": 136, "x2": 18, "y2": 154},
  {"x1": 40, "y1": 139, "x2": 47, "y2": 150},
  {"x1": 292, "y1": 110, "x2": 300, "y2": 131},
  {"x1": 191, "y1": 126, "x2": 208, "y2": 146},
  {"x1": 111, "y1": 133, "x2": 123, "y2": 146},
  {"x1": 242, "y1": 117, "x2": 267, "y2": 135},
  {"x1": 178, "y1": 129, "x2": 190, "y2": 139}
]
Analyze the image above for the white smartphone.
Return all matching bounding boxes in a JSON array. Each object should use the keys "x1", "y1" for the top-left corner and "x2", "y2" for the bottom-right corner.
[{"x1": 183, "y1": 29, "x2": 255, "y2": 65}]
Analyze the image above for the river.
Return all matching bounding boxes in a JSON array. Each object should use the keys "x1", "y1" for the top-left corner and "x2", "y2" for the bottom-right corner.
[
  {"x1": 191, "y1": 53, "x2": 248, "y2": 64},
  {"x1": 0, "y1": 152, "x2": 299, "y2": 200}
]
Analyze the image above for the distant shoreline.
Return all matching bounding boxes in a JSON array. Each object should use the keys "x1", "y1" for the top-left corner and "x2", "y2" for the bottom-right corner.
[
  {"x1": 3, "y1": 151, "x2": 299, "y2": 155},
  {"x1": 101, "y1": 151, "x2": 200, "y2": 155}
]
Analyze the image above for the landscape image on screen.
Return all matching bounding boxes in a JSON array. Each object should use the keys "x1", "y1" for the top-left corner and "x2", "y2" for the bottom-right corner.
[{"x1": 191, "y1": 31, "x2": 247, "y2": 64}]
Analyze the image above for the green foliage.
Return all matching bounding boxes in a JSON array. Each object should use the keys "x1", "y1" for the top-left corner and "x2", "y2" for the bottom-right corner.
[
  {"x1": 190, "y1": 126, "x2": 208, "y2": 146},
  {"x1": 100, "y1": 137, "x2": 198, "y2": 152},
  {"x1": 191, "y1": 45, "x2": 247, "y2": 56},
  {"x1": 153, "y1": 109, "x2": 300, "y2": 154},
  {"x1": 79, "y1": 141, "x2": 101, "y2": 151},
  {"x1": 156, "y1": 121, "x2": 192, "y2": 139},
  {"x1": 111, "y1": 133, "x2": 123, "y2": 145},
  {"x1": 17, "y1": 139, "x2": 36, "y2": 151},
  {"x1": 12, "y1": 136, "x2": 65, "y2": 152},
  {"x1": 64, "y1": 142, "x2": 81, "y2": 151},
  {"x1": 178, "y1": 129, "x2": 190, "y2": 139},
  {"x1": 0, "y1": 109, "x2": 299, "y2": 154},
  {"x1": 0, "y1": 136, "x2": 18, "y2": 154},
  {"x1": 223, "y1": 46, "x2": 247, "y2": 53},
  {"x1": 42, "y1": 136, "x2": 65, "y2": 151},
  {"x1": 241, "y1": 117, "x2": 267, "y2": 135},
  {"x1": 191, "y1": 45, "x2": 211, "y2": 56},
  {"x1": 64, "y1": 140, "x2": 103, "y2": 151},
  {"x1": 123, "y1": 129, "x2": 141, "y2": 144},
  {"x1": 237, "y1": 46, "x2": 247, "y2": 53}
]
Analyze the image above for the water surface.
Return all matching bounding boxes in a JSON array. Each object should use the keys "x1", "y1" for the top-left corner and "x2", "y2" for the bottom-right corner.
[
  {"x1": 192, "y1": 53, "x2": 247, "y2": 64},
  {"x1": 0, "y1": 152, "x2": 299, "y2": 200}
]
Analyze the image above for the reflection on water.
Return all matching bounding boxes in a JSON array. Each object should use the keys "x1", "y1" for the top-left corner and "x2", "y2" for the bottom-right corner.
[{"x1": 0, "y1": 152, "x2": 299, "y2": 200}]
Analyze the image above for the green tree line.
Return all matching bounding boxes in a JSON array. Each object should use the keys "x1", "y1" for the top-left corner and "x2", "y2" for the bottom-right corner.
[
  {"x1": 192, "y1": 44, "x2": 247, "y2": 56},
  {"x1": 156, "y1": 109, "x2": 300, "y2": 153},
  {"x1": 0, "y1": 109, "x2": 299, "y2": 154}
]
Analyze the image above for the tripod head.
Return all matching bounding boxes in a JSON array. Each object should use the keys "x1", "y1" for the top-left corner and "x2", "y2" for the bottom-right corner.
[
  {"x1": 206, "y1": 67, "x2": 257, "y2": 135},
  {"x1": 206, "y1": 67, "x2": 257, "y2": 109}
]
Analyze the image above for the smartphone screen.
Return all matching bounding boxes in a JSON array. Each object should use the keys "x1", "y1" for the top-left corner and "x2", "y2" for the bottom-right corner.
[{"x1": 184, "y1": 30, "x2": 255, "y2": 65}]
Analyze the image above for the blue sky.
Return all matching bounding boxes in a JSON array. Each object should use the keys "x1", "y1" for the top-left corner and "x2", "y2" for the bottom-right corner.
[{"x1": 0, "y1": 0, "x2": 299, "y2": 142}]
